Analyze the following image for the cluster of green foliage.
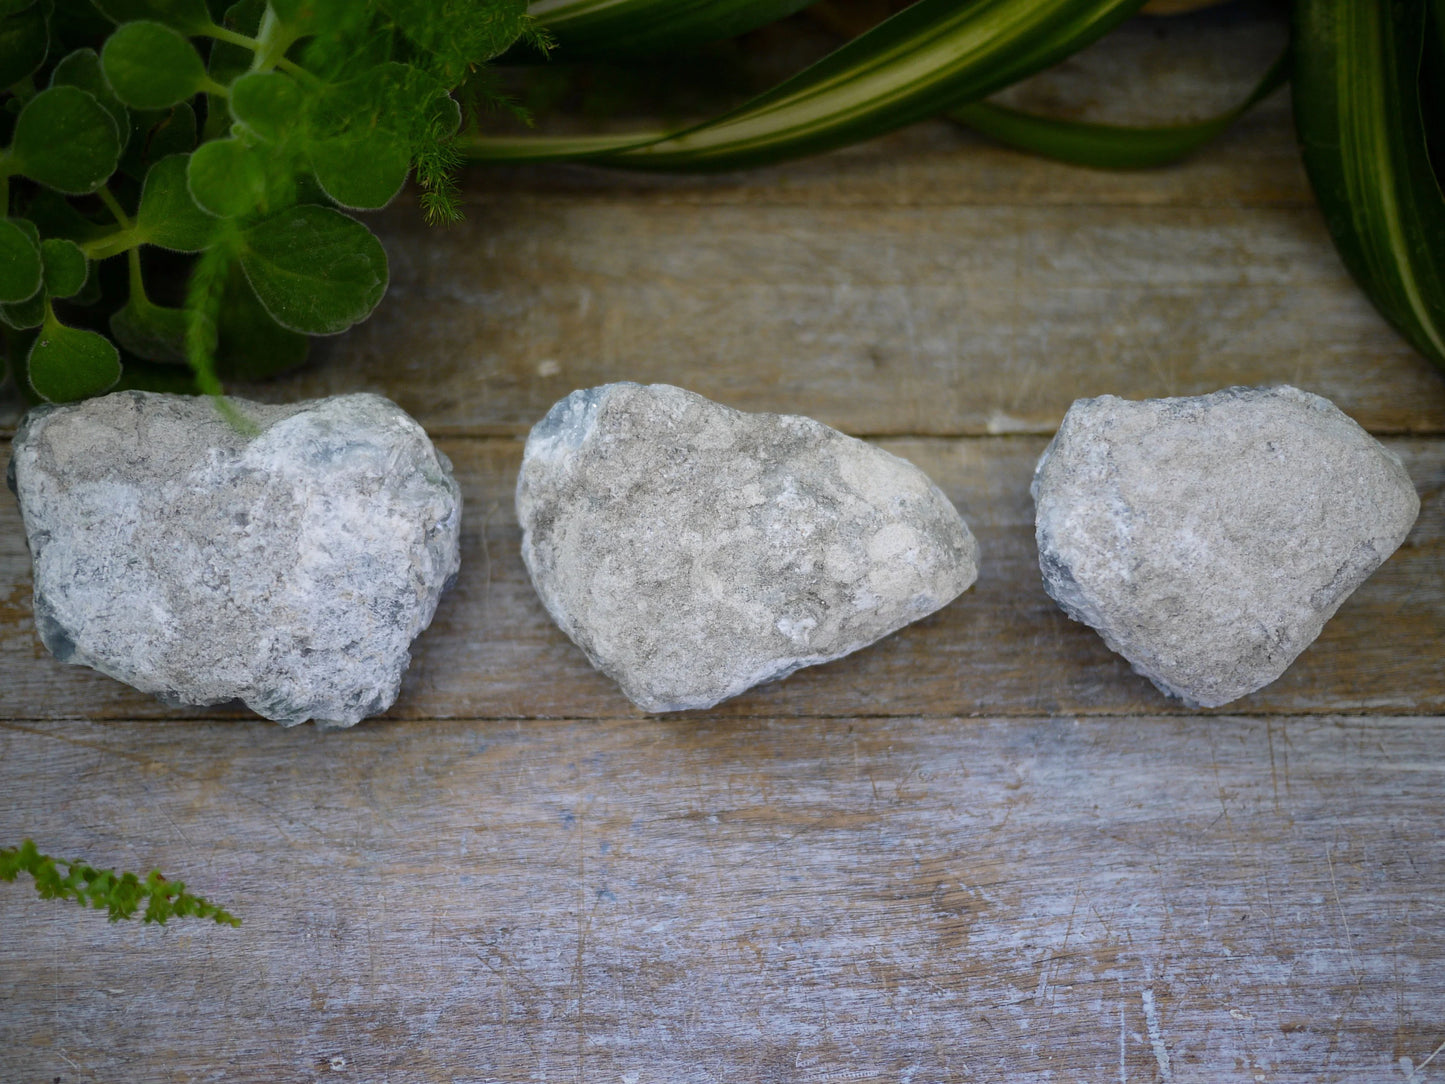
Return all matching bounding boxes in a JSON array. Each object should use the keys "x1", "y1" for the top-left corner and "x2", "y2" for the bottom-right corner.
[
  {"x1": 0, "y1": 0, "x2": 543, "y2": 405},
  {"x1": 1, "y1": 838, "x2": 240, "y2": 925}
]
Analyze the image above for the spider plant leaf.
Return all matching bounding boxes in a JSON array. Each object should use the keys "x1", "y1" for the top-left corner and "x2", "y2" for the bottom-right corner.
[
  {"x1": 529, "y1": 0, "x2": 816, "y2": 57},
  {"x1": 948, "y1": 46, "x2": 1288, "y2": 169},
  {"x1": 1294, "y1": 0, "x2": 1445, "y2": 371},
  {"x1": 467, "y1": 0, "x2": 1149, "y2": 169}
]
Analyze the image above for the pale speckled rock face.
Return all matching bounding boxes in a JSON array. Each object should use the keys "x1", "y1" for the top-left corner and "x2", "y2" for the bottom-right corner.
[
  {"x1": 1032, "y1": 385, "x2": 1419, "y2": 708},
  {"x1": 8, "y1": 391, "x2": 461, "y2": 727},
  {"x1": 516, "y1": 383, "x2": 979, "y2": 712}
]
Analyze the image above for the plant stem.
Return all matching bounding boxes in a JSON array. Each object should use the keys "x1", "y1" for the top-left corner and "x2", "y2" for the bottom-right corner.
[{"x1": 95, "y1": 185, "x2": 132, "y2": 230}]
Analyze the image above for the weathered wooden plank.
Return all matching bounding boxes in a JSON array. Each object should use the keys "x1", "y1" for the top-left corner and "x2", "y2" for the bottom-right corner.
[
  {"x1": 3, "y1": 435, "x2": 1440, "y2": 722},
  {"x1": 1, "y1": 713, "x2": 1441, "y2": 1081},
  {"x1": 177, "y1": 196, "x2": 1439, "y2": 442}
]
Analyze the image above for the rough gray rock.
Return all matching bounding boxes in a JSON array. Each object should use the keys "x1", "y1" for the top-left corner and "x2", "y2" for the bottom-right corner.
[
  {"x1": 8, "y1": 391, "x2": 461, "y2": 726},
  {"x1": 516, "y1": 383, "x2": 978, "y2": 712},
  {"x1": 1032, "y1": 385, "x2": 1419, "y2": 707}
]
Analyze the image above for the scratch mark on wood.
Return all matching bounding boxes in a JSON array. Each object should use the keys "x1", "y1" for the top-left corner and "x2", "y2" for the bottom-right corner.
[
  {"x1": 1141, "y1": 988, "x2": 1172, "y2": 1082},
  {"x1": 1326, "y1": 843, "x2": 1363, "y2": 984},
  {"x1": 1407, "y1": 1035, "x2": 1445, "y2": 1081},
  {"x1": 1119, "y1": 1004, "x2": 1128, "y2": 1084}
]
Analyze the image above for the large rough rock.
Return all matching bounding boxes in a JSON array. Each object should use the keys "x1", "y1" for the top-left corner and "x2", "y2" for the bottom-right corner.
[
  {"x1": 8, "y1": 391, "x2": 461, "y2": 726},
  {"x1": 516, "y1": 383, "x2": 978, "y2": 712},
  {"x1": 1032, "y1": 385, "x2": 1419, "y2": 707}
]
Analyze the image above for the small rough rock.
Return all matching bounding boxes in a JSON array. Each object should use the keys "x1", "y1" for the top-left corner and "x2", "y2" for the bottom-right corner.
[
  {"x1": 8, "y1": 391, "x2": 461, "y2": 727},
  {"x1": 516, "y1": 383, "x2": 979, "y2": 712},
  {"x1": 1032, "y1": 385, "x2": 1419, "y2": 707}
]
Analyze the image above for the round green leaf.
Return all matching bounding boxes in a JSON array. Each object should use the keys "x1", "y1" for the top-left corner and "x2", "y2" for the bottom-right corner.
[
  {"x1": 186, "y1": 137, "x2": 266, "y2": 217},
  {"x1": 309, "y1": 130, "x2": 411, "y2": 210},
  {"x1": 137, "y1": 153, "x2": 217, "y2": 251},
  {"x1": 10, "y1": 85, "x2": 123, "y2": 194},
  {"x1": 229, "y1": 71, "x2": 306, "y2": 144},
  {"x1": 51, "y1": 48, "x2": 131, "y2": 154},
  {"x1": 110, "y1": 295, "x2": 188, "y2": 363},
  {"x1": 101, "y1": 20, "x2": 207, "y2": 110},
  {"x1": 0, "y1": 218, "x2": 43, "y2": 304},
  {"x1": 39, "y1": 238, "x2": 88, "y2": 298},
  {"x1": 28, "y1": 314, "x2": 123, "y2": 402},
  {"x1": 1, "y1": 291, "x2": 46, "y2": 330},
  {"x1": 239, "y1": 205, "x2": 388, "y2": 335},
  {"x1": 0, "y1": 2, "x2": 48, "y2": 88},
  {"x1": 92, "y1": 0, "x2": 213, "y2": 33}
]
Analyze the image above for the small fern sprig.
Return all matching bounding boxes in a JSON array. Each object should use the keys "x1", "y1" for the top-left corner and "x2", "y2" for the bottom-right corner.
[{"x1": 0, "y1": 839, "x2": 240, "y2": 927}]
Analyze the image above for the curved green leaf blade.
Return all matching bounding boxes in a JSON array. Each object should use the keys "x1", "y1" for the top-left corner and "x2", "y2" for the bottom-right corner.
[
  {"x1": 28, "y1": 311, "x2": 123, "y2": 402},
  {"x1": 309, "y1": 130, "x2": 412, "y2": 210},
  {"x1": 110, "y1": 294, "x2": 189, "y2": 363},
  {"x1": 39, "y1": 238, "x2": 88, "y2": 299},
  {"x1": 1, "y1": 291, "x2": 46, "y2": 330},
  {"x1": 102, "y1": 20, "x2": 210, "y2": 109},
  {"x1": 229, "y1": 70, "x2": 306, "y2": 144},
  {"x1": 1294, "y1": 0, "x2": 1445, "y2": 370},
  {"x1": 0, "y1": 2, "x2": 48, "y2": 88},
  {"x1": 137, "y1": 153, "x2": 218, "y2": 250},
  {"x1": 238, "y1": 205, "x2": 388, "y2": 335},
  {"x1": 0, "y1": 218, "x2": 43, "y2": 304},
  {"x1": 469, "y1": 0, "x2": 1148, "y2": 170},
  {"x1": 187, "y1": 137, "x2": 268, "y2": 217},
  {"x1": 949, "y1": 47, "x2": 1289, "y2": 169},
  {"x1": 10, "y1": 85, "x2": 123, "y2": 194},
  {"x1": 530, "y1": 0, "x2": 815, "y2": 57},
  {"x1": 52, "y1": 48, "x2": 131, "y2": 155}
]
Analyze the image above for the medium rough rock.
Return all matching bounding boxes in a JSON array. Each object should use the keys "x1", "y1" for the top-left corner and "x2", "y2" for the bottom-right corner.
[
  {"x1": 8, "y1": 391, "x2": 461, "y2": 726},
  {"x1": 516, "y1": 383, "x2": 979, "y2": 712},
  {"x1": 1032, "y1": 385, "x2": 1419, "y2": 707}
]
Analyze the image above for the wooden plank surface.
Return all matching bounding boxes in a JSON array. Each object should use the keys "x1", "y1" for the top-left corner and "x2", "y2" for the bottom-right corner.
[
  {"x1": 2, "y1": 434, "x2": 1441, "y2": 722},
  {"x1": 3, "y1": 4, "x2": 1444, "y2": 1081},
  {"x1": 2, "y1": 713, "x2": 1443, "y2": 1081}
]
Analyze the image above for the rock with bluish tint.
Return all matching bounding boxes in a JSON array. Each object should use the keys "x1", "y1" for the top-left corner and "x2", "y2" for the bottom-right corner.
[
  {"x1": 516, "y1": 383, "x2": 979, "y2": 712},
  {"x1": 1032, "y1": 385, "x2": 1419, "y2": 707},
  {"x1": 8, "y1": 390, "x2": 461, "y2": 726}
]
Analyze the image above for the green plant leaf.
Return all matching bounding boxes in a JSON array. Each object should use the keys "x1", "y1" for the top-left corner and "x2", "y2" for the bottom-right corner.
[
  {"x1": 1294, "y1": 0, "x2": 1445, "y2": 370},
  {"x1": 92, "y1": 0, "x2": 213, "y2": 34},
  {"x1": 309, "y1": 129, "x2": 411, "y2": 209},
  {"x1": 109, "y1": 294, "x2": 189, "y2": 362},
  {"x1": 0, "y1": 217, "x2": 43, "y2": 304},
  {"x1": 136, "y1": 153, "x2": 218, "y2": 250},
  {"x1": 9, "y1": 85, "x2": 123, "y2": 193},
  {"x1": 529, "y1": 0, "x2": 814, "y2": 58},
  {"x1": 28, "y1": 309, "x2": 123, "y2": 401},
  {"x1": 102, "y1": 20, "x2": 210, "y2": 109},
  {"x1": 238, "y1": 204, "x2": 388, "y2": 334},
  {"x1": 1, "y1": 290, "x2": 46, "y2": 329},
  {"x1": 229, "y1": 70, "x2": 306, "y2": 144},
  {"x1": 465, "y1": 0, "x2": 1149, "y2": 169},
  {"x1": 214, "y1": 259, "x2": 308, "y2": 378},
  {"x1": 39, "y1": 238, "x2": 88, "y2": 298},
  {"x1": 0, "y1": 1, "x2": 48, "y2": 88},
  {"x1": 51, "y1": 48, "x2": 131, "y2": 155},
  {"x1": 949, "y1": 47, "x2": 1289, "y2": 170},
  {"x1": 186, "y1": 136, "x2": 267, "y2": 216}
]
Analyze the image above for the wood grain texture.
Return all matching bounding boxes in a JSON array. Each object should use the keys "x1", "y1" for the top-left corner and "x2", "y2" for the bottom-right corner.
[
  {"x1": 2, "y1": 435, "x2": 1440, "y2": 722},
  {"x1": 2, "y1": 6, "x2": 1443, "y2": 1080},
  {"x1": 1, "y1": 713, "x2": 1442, "y2": 1082}
]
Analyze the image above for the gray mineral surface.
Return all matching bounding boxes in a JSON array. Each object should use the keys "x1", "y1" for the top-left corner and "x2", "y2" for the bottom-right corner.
[
  {"x1": 1032, "y1": 385, "x2": 1419, "y2": 707},
  {"x1": 8, "y1": 391, "x2": 461, "y2": 726},
  {"x1": 516, "y1": 383, "x2": 979, "y2": 712}
]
